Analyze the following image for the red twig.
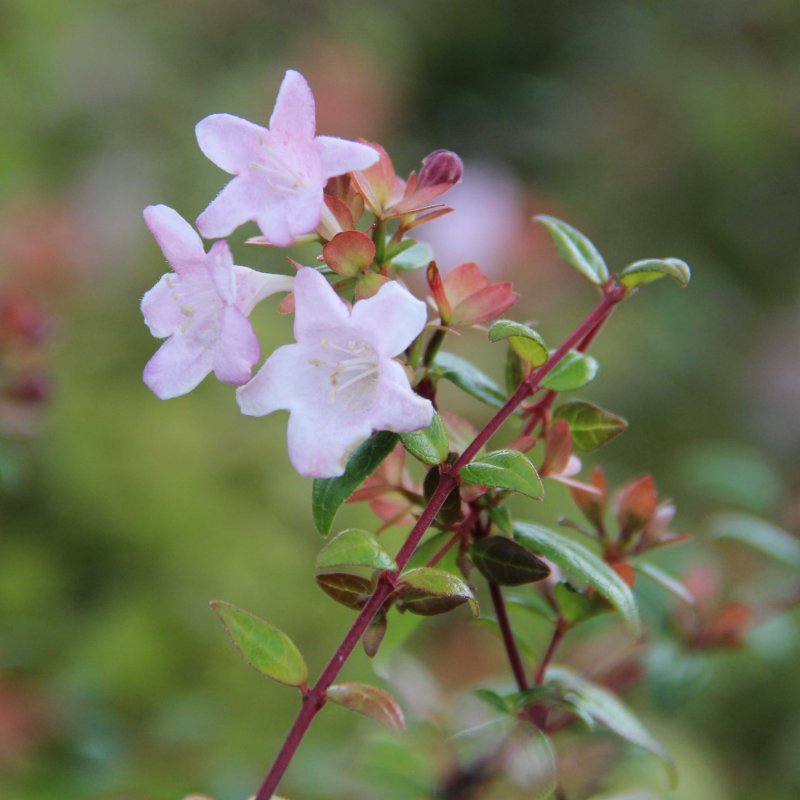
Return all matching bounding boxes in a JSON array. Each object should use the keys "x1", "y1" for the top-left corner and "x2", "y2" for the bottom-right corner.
[{"x1": 489, "y1": 583, "x2": 529, "y2": 691}]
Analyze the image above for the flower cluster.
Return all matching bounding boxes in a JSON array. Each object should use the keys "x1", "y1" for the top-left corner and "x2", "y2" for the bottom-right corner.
[{"x1": 140, "y1": 69, "x2": 499, "y2": 477}]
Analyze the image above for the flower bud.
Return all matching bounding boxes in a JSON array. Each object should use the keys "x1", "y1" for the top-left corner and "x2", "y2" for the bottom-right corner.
[{"x1": 417, "y1": 149, "x2": 463, "y2": 192}]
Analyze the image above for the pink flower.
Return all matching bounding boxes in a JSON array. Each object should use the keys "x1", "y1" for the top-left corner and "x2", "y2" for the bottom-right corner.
[
  {"x1": 195, "y1": 70, "x2": 379, "y2": 246},
  {"x1": 141, "y1": 205, "x2": 293, "y2": 399},
  {"x1": 236, "y1": 268, "x2": 433, "y2": 478}
]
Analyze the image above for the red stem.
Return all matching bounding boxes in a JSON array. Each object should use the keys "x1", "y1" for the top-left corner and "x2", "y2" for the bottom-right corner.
[
  {"x1": 534, "y1": 617, "x2": 568, "y2": 685},
  {"x1": 254, "y1": 287, "x2": 625, "y2": 800},
  {"x1": 489, "y1": 583, "x2": 529, "y2": 691}
]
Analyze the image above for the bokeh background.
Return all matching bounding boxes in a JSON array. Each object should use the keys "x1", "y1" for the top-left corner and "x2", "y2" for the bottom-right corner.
[{"x1": 2, "y1": 1, "x2": 799, "y2": 798}]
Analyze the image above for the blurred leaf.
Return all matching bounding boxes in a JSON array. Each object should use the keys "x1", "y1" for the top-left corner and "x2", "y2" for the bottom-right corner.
[
  {"x1": 488, "y1": 504, "x2": 514, "y2": 536},
  {"x1": 471, "y1": 536, "x2": 550, "y2": 586},
  {"x1": 474, "y1": 687, "x2": 513, "y2": 714},
  {"x1": 536, "y1": 215, "x2": 608, "y2": 285},
  {"x1": 316, "y1": 571, "x2": 375, "y2": 610},
  {"x1": 554, "y1": 581, "x2": 602, "y2": 624},
  {"x1": 316, "y1": 528, "x2": 397, "y2": 572},
  {"x1": 542, "y1": 350, "x2": 599, "y2": 392},
  {"x1": 312, "y1": 431, "x2": 399, "y2": 535},
  {"x1": 433, "y1": 351, "x2": 506, "y2": 407},
  {"x1": 398, "y1": 567, "x2": 478, "y2": 616},
  {"x1": 619, "y1": 258, "x2": 691, "y2": 289},
  {"x1": 514, "y1": 522, "x2": 641, "y2": 634},
  {"x1": 461, "y1": 450, "x2": 544, "y2": 499},
  {"x1": 390, "y1": 239, "x2": 434, "y2": 270},
  {"x1": 489, "y1": 320, "x2": 548, "y2": 366},
  {"x1": 514, "y1": 684, "x2": 595, "y2": 727},
  {"x1": 400, "y1": 411, "x2": 449, "y2": 465},
  {"x1": 210, "y1": 601, "x2": 307, "y2": 688},
  {"x1": 634, "y1": 561, "x2": 695, "y2": 605},
  {"x1": 505, "y1": 592, "x2": 558, "y2": 622},
  {"x1": 327, "y1": 682, "x2": 406, "y2": 732},
  {"x1": 554, "y1": 400, "x2": 627, "y2": 452},
  {"x1": 546, "y1": 666, "x2": 675, "y2": 784},
  {"x1": 710, "y1": 513, "x2": 800, "y2": 568}
]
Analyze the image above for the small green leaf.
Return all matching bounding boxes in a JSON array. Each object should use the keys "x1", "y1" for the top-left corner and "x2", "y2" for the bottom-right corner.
[
  {"x1": 546, "y1": 666, "x2": 675, "y2": 784},
  {"x1": 327, "y1": 682, "x2": 406, "y2": 732},
  {"x1": 542, "y1": 350, "x2": 599, "y2": 392},
  {"x1": 362, "y1": 611, "x2": 388, "y2": 658},
  {"x1": 474, "y1": 688, "x2": 513, "y2": 714},
  {"x1": 471, "y1": 536, "x2": 550, "y2": 586},
  {"x1": 390, "y1": 239, "x2": 434, "y2": 271},
  {"x1": 312, "y1": 431, "x2": 399, "y2": 535},
  {"x1": 554, "y1": 581, "x2": 602, "y2": 624},
  {"x1": 505, "y1": 592, "x2": 558, "y2": 622},
  {"x1": 504, "y1": 346, "x2": 525, "y2": 394},
  {"x1": 488, "y1": 320, "x2": 548, "y2": 366},
  {"x1": 316, "y1": 571, "x2": 374, "y2": 610},
  {"x1": 620, "y1": 258, "x2": 691, "y2": 289},
  {"x1": 400, "y1": 411, "x2": 449, "y2": 465},
  {"x1": 316, "y1": 529, "x2": 397, "y2": 572},
  {"x1": 536, "y1": 215, "x2": 608, "y2": 285},
  {"x1": 461, "y1": 450, "x2": 544, "y2": 500},
  {"x1": 554, "y1": 400, "x2": 627, "y2": 451},
  {"x1": 513, "y1": 684, "x2": 595, "y2": 728},
  {"x1": 710, "y1": 513, "x2": 800, "y2": 569},
  {"x1": 513, "y1": 522, "x2": 641, "y2": 634},
  {"x1": 634, "y1": 561, "x2": 695, "y2": 606},
  {"x1": 398, "y1": 567, "x2": 478, "y2": 616},
  {"x1": 488, "y1": 504, "x2": 514, "y2": 536},
  {"x1": 433, "y1": 351, "x2": 506, "y2": 408},
  {"x1": 210, "y1": 601, "x2": 307, "y2": 687}
]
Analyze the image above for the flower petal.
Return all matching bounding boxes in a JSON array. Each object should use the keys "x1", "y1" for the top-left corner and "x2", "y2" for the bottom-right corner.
[
  {"x1": 442, "y1": 262, "x2": 488, "y2": 308},
  {"x1": 269, "y1": 70, "x2": 316, "y2": 140},
  {"x1": 449, "y1": 282, "x2": 519, "y2": 326},
  {"x1": 195, "y1": 113, "x2": 265, "y2": 175},
  {"x1": 317, "y1": 136, "x2": 380, "y2": 180},
  {"x1": 372, "y1": 360, "x2": 434, "y2": 433},
  {"x1": 207, "y1": 240, "x2": 236, "y2": 305},
  {"x1": 236, "y1": 343, "x2": 315, "y2": 416},
  {"x1": 234, "y1": 267, "x2": 294, "y2": 315},
  {"x1": 350, "y1": 281, "x2": 428, "y2": 357},
  {"x1": 213, "y1": 306, "x2": 259, "y2": 384},
  {"x1": 143, "y1": 332, "x2": 215, "y2": 399},
  {"x1": 196, "y1": 176, "x2": 265, "y2": 239},
  {"x1": 143, "y1": 205, "x2": 206, "y2": 275},
  {"x1": 293, "y1": 268, "x2": 350, "y2": 342},
  {"x1": 141, "y1": 273, "x2": 183, "y2": 338}
]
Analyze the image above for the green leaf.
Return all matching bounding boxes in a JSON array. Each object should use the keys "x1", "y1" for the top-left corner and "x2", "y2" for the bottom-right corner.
[
  {"x1": 620, "y1": 258, "x2": 691, "y2": 289},
  {"x1": 488, "y1": 320, "x2": 548, "y2": 366},
  {"x1": 488, "y1": 504, "x2": 514, "y2": 536},
  {"x1": 312, "y1": 431, "x2": 399, "y2": 535},
  {"x1": 513, "y1": 522, "x2": 641, "y2": 634},
  {"x1": 316, "y1": 528, "x2": 397, "y2": 572},
  {"x1": 553, "y1": 400, "x2": 627, "y2": 451},
  {"x1": 210, "y1": 601, "x2": 307, "y2": 688},
  {"x1": 398, "y1": 567, "x2": 479, "y2": 616},
  {"x1": 474, "y1": 688, "x2": 513, "y2": 714},
  {"x1": 471, "y1": 536, "x2": 550, "y2": 586},
  {"x1": 389, "y1": 239, "x2": 434, "y2": 271},
  {"x1": 542, "y1": 350, "x2": 599, "y2": 392},
  {"x1": 316, "y1": 571, "x2": 375, "y2": 609},
  {"x1": 433, "y1": 351, "x2": 506, "y2": 408},
  {"x1": 546, "y1": 666, "x2": 675, "y2": 784},
  {"x1": 513, "y1": 684, "x2": 595, "y2": 728},
  {"x1": 505, "y1": 592, "x2": 558, "y2": 622},
  {"x1": 710, "y1": 513, "x2": 800, "y2": 569},
  {"x1": 536, "y1": 215, "x2": 608, "y2": 285},
  {"x1": 634, "y1": 561, "x2": 695, "y2": 606},
  {"x1": 461, "y1": 450, "x2": 544, "y2": 500},
  {"x1": 327, "y1": 682, "x2": 406, "y2": 732},
  {"x1": 554, "y1": 581, "x2": 603, "y2": 625},
  {"x1": 400, "y1": 411, "x2": 449, "y2": 465},
  {"x1": 504, "y1": 345, "x2": 525, "y2": 395}
]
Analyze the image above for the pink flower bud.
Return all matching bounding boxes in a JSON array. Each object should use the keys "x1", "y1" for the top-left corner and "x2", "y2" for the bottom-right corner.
[{"x1": 417, "y1": 149, "x2": 463, "y2": 192}]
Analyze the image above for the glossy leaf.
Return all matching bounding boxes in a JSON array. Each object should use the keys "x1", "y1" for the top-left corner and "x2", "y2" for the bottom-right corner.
[
  {"x1": 488, "y1": 320, "x2": 548, "y2": 366},
  {"x1": 398, "y1": 567, "x2": 478, "y2": 616},
  {"x1": 554, "y1": 400, "x2": 627, "y2": 452},
  {"x1": 710, "y1": 513, "x2": 800, "y2": 568},
  {"x1": 433, "y1": 351, "x2": 506, "y2": 408},
  {"x1": 390, "y1": 239, "x2": 434, "y2": 271},
  {"x1": 542, "y1": 350, "x2": 599, "y2": 392},
  {"x1": 461, "y1": 450, "x2": 544, "y2": 500},
  {"x1": 546, "y1": 666, "x2": 675, "y2": 783},
  {"x1": 326, "y1": 682, "x2": 406, "y2": 733},
  {"x1": 471, "y1": 536, "x2": 550, "y2": 586},
  {"x1": 619, "y1": 258, "x2": 691, "y2": 289},
  {"x1": 400, "y1": 411, "x2": 449, "y2": 465},
  {"x1": 634, "y1": 561, "x2": 695, "y2": 606},
  {"x1": 322, "y1": 230, "x2": 375, "y2": 276},
  {"x1": 315, "y1": 528, "x2": 397, "y2": 572},
  {"x1": 362, "y1": 611, "x2": 388, "y2": 658},
  {"x1": 316, "y1": 571, "x2": 374, "y2": 610},
  {"x1": 536, "y1": 215, "x2": 608, "y2": 285},
  {"x1": 513, "y1": 522, "x2": 641, "y2": 634},
  {"x1": 210, "y1": 601, "x2": 307, "y2": 687},
  {"x1": 312, "y1": 431, "x2": 399, "y2": 535}
]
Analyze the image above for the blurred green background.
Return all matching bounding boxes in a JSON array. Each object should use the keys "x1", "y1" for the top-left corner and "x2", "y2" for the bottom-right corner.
[{"x1": 1, "y1": 1, "x2": 799, "y2": 798}]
